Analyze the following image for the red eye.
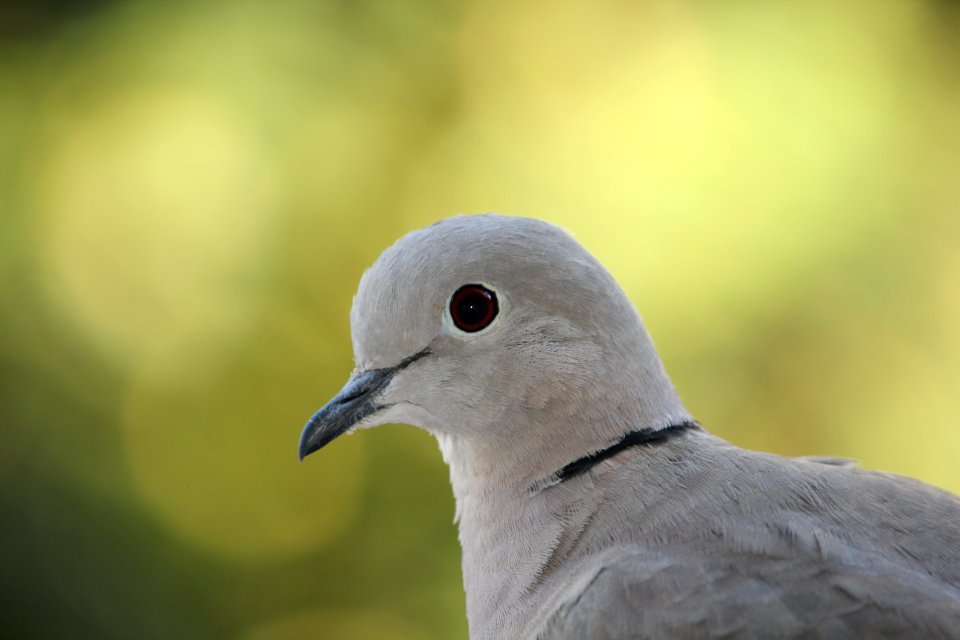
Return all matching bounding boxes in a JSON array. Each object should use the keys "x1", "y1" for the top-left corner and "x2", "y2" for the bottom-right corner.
[{"x1": 450, "y1": 284, "x2": 498, "y2": 333}]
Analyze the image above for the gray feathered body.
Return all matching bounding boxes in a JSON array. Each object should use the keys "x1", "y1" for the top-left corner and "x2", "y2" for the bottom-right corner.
[{"x1": 525, "y1": 430, "x2": 960, "y2": 639}]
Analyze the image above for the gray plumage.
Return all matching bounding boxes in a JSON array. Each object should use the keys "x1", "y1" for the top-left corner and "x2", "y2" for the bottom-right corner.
[{"x1": 299, "y1": 214, "x2": 960, "y2": 639}]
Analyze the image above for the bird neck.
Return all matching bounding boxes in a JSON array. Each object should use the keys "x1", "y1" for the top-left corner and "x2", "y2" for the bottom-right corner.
[
  {"x1": 439, "y1": 364, "x2": 692, "y2": 493},
  {"x1": 435, "y1": 400, "x2": 694, "y2": 639}
]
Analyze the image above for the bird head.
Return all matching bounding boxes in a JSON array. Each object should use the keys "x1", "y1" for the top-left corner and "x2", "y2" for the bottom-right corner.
[{"x1": 298, "y1": 214, "x2": 688, "y2": 471}]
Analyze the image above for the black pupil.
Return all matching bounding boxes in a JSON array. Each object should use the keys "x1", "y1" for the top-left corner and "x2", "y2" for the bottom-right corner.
[{"x1": 457, "y1": 293, "x2": 489, "y2": 326}]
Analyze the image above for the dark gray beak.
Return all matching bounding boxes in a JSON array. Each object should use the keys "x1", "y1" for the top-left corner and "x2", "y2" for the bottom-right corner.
[
  {"x1": 298, "y1": 350, "x2": 430, "y2": 461},
  {"x1": 298, "y1": 367, "x2": 396, "y2": 461}
]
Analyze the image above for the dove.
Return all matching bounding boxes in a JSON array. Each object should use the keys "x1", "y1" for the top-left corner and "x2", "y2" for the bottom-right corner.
[{"x1": 299, "y1": 214, "x2": 960, "y2": 639}]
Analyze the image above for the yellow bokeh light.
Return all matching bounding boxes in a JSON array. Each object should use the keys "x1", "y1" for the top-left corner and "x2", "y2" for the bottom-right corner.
[{"x1": 34, "y1": 88, "x2": 279, "y2": 383}]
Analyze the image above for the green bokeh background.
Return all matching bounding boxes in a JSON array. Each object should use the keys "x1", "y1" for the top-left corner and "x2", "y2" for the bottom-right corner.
[{"x1": 2, "y1": 1, "x2": 959, "y2": 638}]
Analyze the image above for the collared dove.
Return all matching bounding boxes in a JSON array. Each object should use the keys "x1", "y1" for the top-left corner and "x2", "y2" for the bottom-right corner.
[{"x1": 298, "y1": 214, "x2": 960, "y2": 639}]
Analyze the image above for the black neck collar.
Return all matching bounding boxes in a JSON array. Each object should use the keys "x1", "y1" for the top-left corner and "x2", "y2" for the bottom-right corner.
[{"x1": 538, "y1": 420, "x2": 700, "y2": 489}]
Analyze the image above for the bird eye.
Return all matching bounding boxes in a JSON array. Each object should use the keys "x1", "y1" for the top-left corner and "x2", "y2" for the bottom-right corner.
[{"x1": 450, "y1": 284, "x2": 498, "y2": 333}]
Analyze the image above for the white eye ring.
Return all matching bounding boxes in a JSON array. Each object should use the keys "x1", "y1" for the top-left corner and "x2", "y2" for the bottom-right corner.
[{"x1": 442, "y1": 282, "x2": 505, "y2": 338}]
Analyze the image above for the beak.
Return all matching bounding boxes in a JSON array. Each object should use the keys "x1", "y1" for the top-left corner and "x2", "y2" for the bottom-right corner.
[
  {"x1": 299, "y1": 349, "x2": 431, "y2": 461},
  {"x1": 298, "y1": 367, "x2": 397, "y2": 461}
]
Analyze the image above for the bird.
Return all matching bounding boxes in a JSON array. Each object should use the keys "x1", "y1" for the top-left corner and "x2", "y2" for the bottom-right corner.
[{"x1": 298, "y1": 214, "x2": 960, "y2": 639}]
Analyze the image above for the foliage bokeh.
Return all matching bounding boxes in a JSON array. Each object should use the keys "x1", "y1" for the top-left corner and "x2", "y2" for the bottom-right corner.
[{"x1": 2, "y1": 2, "x2": 959, "y2": 638}]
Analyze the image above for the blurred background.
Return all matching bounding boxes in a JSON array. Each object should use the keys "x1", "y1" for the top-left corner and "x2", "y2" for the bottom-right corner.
[{"x1": 2, "y1": 1, "x2": 959, "y2": 638}]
